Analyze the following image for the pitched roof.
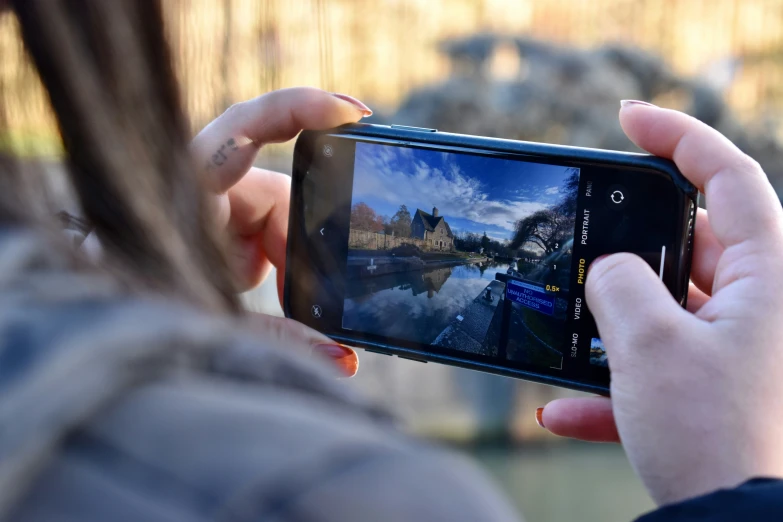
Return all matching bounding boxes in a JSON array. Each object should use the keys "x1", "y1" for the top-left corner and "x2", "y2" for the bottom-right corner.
[{"x1": 414, "y1": 209, "x2": 454, "y2": 237}]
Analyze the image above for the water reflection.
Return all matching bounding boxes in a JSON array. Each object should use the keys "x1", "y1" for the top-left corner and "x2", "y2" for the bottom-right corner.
[{"x1": 343, "y1": 261, "x2": 511, "y2": 344}]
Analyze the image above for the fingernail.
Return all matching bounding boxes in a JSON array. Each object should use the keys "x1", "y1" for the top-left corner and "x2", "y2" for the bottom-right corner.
[
  {"x1": 332, "y1": 93, "x2": 373, "y2": 117},
  {"x1": 313, "y1": 343, "x2": 359, "y2": 377},
  {"x1": 620, "y1": 99, "x2": 657, "y2": 109},
  {"x1": 535, "y1": 407, "x2": 546, "y2": 428},
  {"x1": 588, "y1": 254, "x2": 610, "y2": 276}
]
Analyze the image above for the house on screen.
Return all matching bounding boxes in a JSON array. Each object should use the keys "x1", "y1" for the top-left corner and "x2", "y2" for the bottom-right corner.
[{"x1": 411, "y1": 207, "x2": 454, "y2": 250}]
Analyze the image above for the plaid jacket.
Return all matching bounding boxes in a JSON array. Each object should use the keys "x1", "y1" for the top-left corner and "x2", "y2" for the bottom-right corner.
[{"x1": 0, "y1": 223, "x2": 519, "y2": 522}]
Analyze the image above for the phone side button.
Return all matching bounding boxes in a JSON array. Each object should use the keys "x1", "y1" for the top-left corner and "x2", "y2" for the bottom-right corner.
[
  {"x1": 397, "y1": 355, "x2": 428, "y2": 363},
  {"x1": 390, "y1": 125, "x2": 437, "y2": 133},
  {"x1": 364, "y1": 348, "x2": 392, "y2": 356}
]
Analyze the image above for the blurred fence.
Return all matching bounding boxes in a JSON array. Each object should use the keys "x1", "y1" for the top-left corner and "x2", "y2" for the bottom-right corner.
[
  {"x1": 2, "y1": 0, "x2": 783, "y2": 143},
  {"x1": 349, "y1": 229, "x2": 434, "y2": 251}
]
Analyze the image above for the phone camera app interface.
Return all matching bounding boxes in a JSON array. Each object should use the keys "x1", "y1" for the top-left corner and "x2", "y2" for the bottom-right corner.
[{"x1": 341, "y1": 142, "x2": 580, "y2": 369}]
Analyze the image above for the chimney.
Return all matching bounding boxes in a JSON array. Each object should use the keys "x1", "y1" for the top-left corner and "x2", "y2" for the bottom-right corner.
[{"x1": 432, "y1": 207, "x2": 439, "y2": 217}]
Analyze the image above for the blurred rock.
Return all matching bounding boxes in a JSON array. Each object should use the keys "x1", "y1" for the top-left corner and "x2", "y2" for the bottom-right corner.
[{"x1": 383, "y1": 34, "x2": 783, "y2": 196}]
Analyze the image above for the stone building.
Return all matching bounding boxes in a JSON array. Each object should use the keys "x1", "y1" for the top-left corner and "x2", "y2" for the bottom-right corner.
[{"x1": 411, "y1": 207, "x2": 454, "y2": 250}]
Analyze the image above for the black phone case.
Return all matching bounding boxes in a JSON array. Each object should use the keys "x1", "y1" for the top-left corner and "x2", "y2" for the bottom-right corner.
[{"x1": 284, "y1": 123, "x2": 698, "y2": 395}]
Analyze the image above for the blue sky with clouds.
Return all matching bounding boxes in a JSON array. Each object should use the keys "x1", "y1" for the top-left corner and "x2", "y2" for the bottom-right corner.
[{"x1": 351, "y1": 142, "x2": 579, "y2": 241}]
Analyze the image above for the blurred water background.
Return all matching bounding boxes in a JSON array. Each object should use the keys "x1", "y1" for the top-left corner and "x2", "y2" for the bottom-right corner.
[{"x1": 3, "y1": 1, "x2": 783, "y2": 520}]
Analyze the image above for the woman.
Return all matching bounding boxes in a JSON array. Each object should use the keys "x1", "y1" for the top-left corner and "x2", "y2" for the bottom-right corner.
[{"x1": 3, "y1": 1, "x2": 783, "y2": 521}]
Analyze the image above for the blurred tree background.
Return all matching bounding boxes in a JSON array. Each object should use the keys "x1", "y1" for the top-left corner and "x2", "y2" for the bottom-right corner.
[
  {"x1": 4, "y1": 0, "x2": 783, "y2": 169},
  {"x1": 2, "y1": 1, "x2": 783, "y2": 520}
]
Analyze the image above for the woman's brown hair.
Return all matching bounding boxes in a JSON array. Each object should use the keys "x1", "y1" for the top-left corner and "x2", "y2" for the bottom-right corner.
[{"x1": 7, "y1": 0, "x2": 240, "y2": 313}]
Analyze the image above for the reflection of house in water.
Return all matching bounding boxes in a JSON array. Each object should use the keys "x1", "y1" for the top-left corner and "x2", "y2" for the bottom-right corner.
[
  {"x1": 345, "y1": 266, "x2": 454, "y2": 300},
  {"x1": 411, "y1": 207, "x2": 454, "y2": 251},
  {"x1": 412, "y1": 267, "x2": 452, "y2": 298}
]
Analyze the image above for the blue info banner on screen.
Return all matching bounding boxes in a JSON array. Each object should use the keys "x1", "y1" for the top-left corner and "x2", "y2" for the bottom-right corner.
[{"x1": 505, "y1": 279, "x2": 555, "y2": 316}]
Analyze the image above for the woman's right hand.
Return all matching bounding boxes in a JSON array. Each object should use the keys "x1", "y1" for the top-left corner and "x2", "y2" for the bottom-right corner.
[{"x1": 541, "y1": 101, "x2": 783, "y2": 507}]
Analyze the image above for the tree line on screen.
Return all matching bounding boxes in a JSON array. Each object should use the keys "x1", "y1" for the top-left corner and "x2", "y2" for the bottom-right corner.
[
  {"x1": 350, "y1": 168, "x2": 579, "y2": 258},
  {"x1": 453, "y1": 231, "x2": 537, "y2": 259},
  {"x1": 350, "y1": 203, "x2": 413, "y2": 238},
  {"x1": 350, "y1": 202, "x2": 533, "y2": 259}
]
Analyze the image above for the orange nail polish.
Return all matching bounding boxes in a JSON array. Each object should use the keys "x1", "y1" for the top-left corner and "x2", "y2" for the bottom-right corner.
[
  {"x1": 332, "y1": 93, "x2": 373, "y2": 117},
  {"x1": 313, "y1": 343, "x2": 359, "y2": 377},
  {"x1": 535, "y1": 407, "x2": 546, "y2": 428}
]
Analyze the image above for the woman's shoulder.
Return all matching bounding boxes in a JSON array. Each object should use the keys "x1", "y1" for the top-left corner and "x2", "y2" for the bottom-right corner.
[
  {"x1": 17, "y1": 365, "x2": 518, "y2": 521},
  {"x1": 0, "y1": 228, "x2": 520, "y2": 522}
]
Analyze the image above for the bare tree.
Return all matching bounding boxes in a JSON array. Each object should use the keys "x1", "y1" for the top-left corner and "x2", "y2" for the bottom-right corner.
[
  {"x1": 389, "y1": 204, "x2": 412, "y2": 237},
  {"x1": 510, "y1": 168, "x2": 579, "y2": 254}
]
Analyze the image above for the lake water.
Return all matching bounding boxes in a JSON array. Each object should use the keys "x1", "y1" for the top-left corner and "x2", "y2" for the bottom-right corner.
[{"x1": 343, "y1": 261, "x2": 513, "y2": 344}]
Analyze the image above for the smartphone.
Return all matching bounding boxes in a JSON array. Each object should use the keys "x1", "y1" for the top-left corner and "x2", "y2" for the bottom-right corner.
[{"x1": 284, "y1": 123, "x2": 697, "y2": 394}]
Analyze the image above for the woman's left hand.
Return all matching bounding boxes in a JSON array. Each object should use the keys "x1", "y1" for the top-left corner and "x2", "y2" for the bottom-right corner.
[
  {"x1": 189, "y1": 88, "x2": 372, "y2": 377},
  {"x1": 190, "y1": 87, "x2": 371, "y2": 300}
]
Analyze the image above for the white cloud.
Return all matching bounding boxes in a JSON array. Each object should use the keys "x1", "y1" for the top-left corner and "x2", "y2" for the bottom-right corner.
[
  {"x1": 544, "y1": 186, "x2": 560, "y2": 195},
  {"x1": 353, "y1": 147, "x2": 548, "y2": 233}
]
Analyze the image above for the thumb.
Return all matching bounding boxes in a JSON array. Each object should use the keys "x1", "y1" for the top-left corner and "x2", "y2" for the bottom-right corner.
[
  {"x1": 586, "y1": 253, "x2": 688, "y2": 368},
  {"x1": 244, "y1": 313, "x2": 359, "y2": 377}
]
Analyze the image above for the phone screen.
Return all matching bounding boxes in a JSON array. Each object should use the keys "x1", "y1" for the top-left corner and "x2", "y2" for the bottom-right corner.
[{"x1": 288, "y1": 132, "x2": 693, "y2": 390}]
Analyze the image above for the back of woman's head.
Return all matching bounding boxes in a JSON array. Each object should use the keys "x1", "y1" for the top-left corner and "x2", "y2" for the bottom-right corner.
[{"x1": 4, "y1": 0, "x2": 240, "y2": 312}]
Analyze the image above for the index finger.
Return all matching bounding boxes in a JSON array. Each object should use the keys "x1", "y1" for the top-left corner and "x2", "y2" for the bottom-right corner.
[
  {"x1": 191, "y1": 87, "x2": 371, "y2": 193},
  {"x1": 619, "y1": 102, "x2": 783, "y2": 249},
  {"x1": 540, "y1": 397, "x2": 619, "y2": 443}
]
